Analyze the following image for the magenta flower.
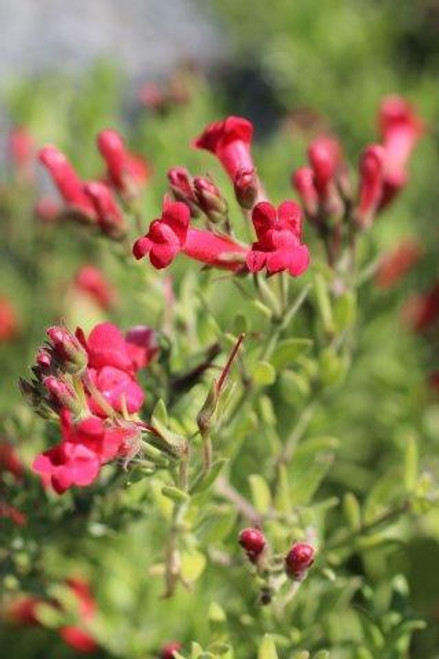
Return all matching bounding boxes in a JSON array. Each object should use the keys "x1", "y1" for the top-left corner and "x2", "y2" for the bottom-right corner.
[
  {"x1": 81, "y1": 322, "x2": 137, "y2": 374},
  {"x1": 33, "y1": 441, "x2": 101, "y2": 494},
  {"x1": 193, "y1": 116, "x2": 254, "y2": 181},
  {"x1": 87, "y1": 365, "x2": 144, "y2": 416},
  {"x1": 83, "y1": 181, "x2": 126, "y2": 239},
  {"x1": 133, "y1": 199, "x2": 247, "y2": 271},
  {"x1": 291, "y1": 166, "x2": 319, "y2": 217},
  {"x1": 97, "y1": 129, "x2": 151, "y2": 196},
  {"x1": 38, "y1": 146, "x2": 96, "y2": 219},
  {"x1": 355, "y1": 144, "x2": 385, "y2": 227},
  {"x1": 247, "y1": 201, "x2": 310, "y2": 277},
  {"x1": 379, "y1": 95, "x2": 424, "y2": 203},
  {"x1": 125, "y1": 326, "x2": 158, "y2": 371}
]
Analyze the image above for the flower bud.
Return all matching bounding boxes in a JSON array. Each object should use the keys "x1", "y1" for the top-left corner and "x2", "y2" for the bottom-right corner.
[
  {"x1": 233, "y1": 167, "x2": 260, "y2": 210},
  {"x1": 84, "y1": 181, "x2": 126, "y2": 240},
  {"x1": 355, "y1": 144, "x2": 385, "y2": 228},
  {"x1": 36, "y1": 349, "x2": 52, "y2": 371},
  {"x1": 193, "y1": 176, "x2": 228, "y2": 224},
  {"x1": 167, "y1": 167, "x2": 199, "y2": 216},
  {"x1": 285, "y1": 542, "x2": 315, "y2": 581},
  {"x1": 43, "y1": 376, "x2": 82, "y2": 416},
  {"x1": 46, "y1": 326, "x2": 88, "y2": 374},
  {"x1": 292, "y1": 166, "x2": 319, "y2": 218},
  {"x1": 239, "y1": 528, "x2": 266, "y2": 563},
  {"x1": 18, "y1": 378, "x2": 43, "y2": 409},
  {"x1": 161, "y1": 642, "x2": 182, "y2": 659}
]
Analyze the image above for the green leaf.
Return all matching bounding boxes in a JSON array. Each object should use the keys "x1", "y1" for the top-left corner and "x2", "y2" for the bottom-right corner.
[
  {"x1": 161, "y1": 485, "x2": 190, "y2": 503},
  {"x1": 314, "y1": 273, "x2": 335, "y2": 336},
  {"x1": 334, "y1": 290, "x2": 357, "y2": 331},
  {"x1": 343, "y1": 493, "x2": 361, "y2": 531},
  {"x1": 151, "y1": 398, "x2": 168, "y2": 425},
  {"x1": 191, "y1": 459, "x2": 229, "y2": 494},
  {"x1": 198, "y1": 510, "x2": 237, "y2": 544},
  {"x1": 270, "y1": 338, "x2": 313, "y2": 369},
  {"x1": 233, "y1": 313, "x2": 248, "y2": 335},
  {"x1": 404, "y1": 435, "x2": 418, "y2": 492},
  {"x1": 181, "y1": 550, "x2": 206, "y2": 583},
  {"x1": 249, "y1": 474, "x2": 272, "y2": 513},
  {"x1": 253, "y1": 361, "x2": 276, "y2": 386},
  {"x1": 258, "y1": 634, "x2": 278, "y2": 659}
]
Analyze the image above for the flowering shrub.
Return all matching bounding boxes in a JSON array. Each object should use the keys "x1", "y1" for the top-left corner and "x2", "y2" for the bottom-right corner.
[{"x1": 1, "y1": 51, "x2": 439, "y2": 658}]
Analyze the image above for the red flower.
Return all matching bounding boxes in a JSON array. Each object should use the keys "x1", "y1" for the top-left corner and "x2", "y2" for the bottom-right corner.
[
  {"x1": 355, "y1": 144, "x2": 385, "y2": 227},
  {"x1": 83, "y1": 322, "x2": 137, "y2": 374},
  {"x1": 379, "y1": 96, "x2": 424, "y2": 205},
  {"x1": 125, "y1": 326, "x2": 158, "y2": 370},
  {"x1": 8, "y1": 126, "x2": 34, "y2": 181},
  {"x1": 87, "y1": 366, "x2": 144, "y2": 416},
  {"x1": 291, "y1": 166, "x2": 319, "y2": 217},
  {"x1": 97, "y1": 129, "x2": 151, "y2": 196},
  {"x1": 402, "y1": 283, "x2": 439, "y2": 332},
  {"x1": 33, "y1": 441, "x2": 101, "y2": 494},
  {"x1": 376, "y1": 239, "x2": 422, "y2": 289},
  {"x1": 0, "y1": 442, "x2": 24, "y2": 480},
  {"x1": 193, "y1": 116, "x2": 254, "y2": 180},
  {"x1": 246, "y1": 201, "x2": 310, "y2": 277},
  {"x1": 5, "y1": 596, "x2": 43, "y2": 625},
  {"x1": 133, "y1": 200, "x2": 247, "y2": 271},
  {"x1": 84, "y1": 181, "x2": 126, "y2": 239},
  {"x1": 307, "y1": 136, "x2": 342, "y2": 199},
  {"x1": 0, "y1": 296, "x2": 18, "y2": 341},
  {"x1": 161, "y1": 642, "x2": 183, "y2": 659},
  {"x1": 74, "y1": 265, "x2": 117, "y2": 311},
  {"x1": 38, "y1": 146, "x2": 96, "y2": 219},
  {"x1": 59, "y1": 626, "x2": 97, "y2": 654}
]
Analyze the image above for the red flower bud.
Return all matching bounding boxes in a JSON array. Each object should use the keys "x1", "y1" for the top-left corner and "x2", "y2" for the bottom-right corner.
[
  {"x1": 233, "y1": 168, "x2": 259, "y2": 210},
  {"x1": 84, "y1": 181, "x2": 126, "y2": 239},
  {"x1": 292, "y1": 166, "x2": 319, "y2": 218},
  {"x1": 36, "y1": 349, "x2": 52, "y2": 371},
  {"x1": 193, "y1": 175, "x2": 228, "y2": 223},
  {"x1": 356, "y1": 144, "x2": 385, "y2": 228},
  {"x1": 74, "y1": 265, "x2": 117, "y2": 311},
  {"x1": 308, "y1": 137, "x2": 341, "y2": 196},
  {"x1": 38, "y1": 146, "x2": 96, "y2": 219},
  {"x1": 97, "y1": 129, "x2": 151, "y2": 197},
  {"x1": 44, "y1": 376, "x2": 82, "y2": 416},
  {"x1": 161, "y1": 642, "x2": 183, "y2": 659},
  {"x1": 239, "y1": 528, "x2": 266, "y2": 562},
  {"x1": 167, "y1": 167, "x2": 199, "y2": 216},
  {"x1": 285, "y1": 542, "x2": 315, "y2": 580},
  {"x1": 47, "y1": 326, "x2": 88, "y2": 374}
]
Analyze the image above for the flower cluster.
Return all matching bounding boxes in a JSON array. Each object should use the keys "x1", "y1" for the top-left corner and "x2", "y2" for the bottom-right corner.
[
  {"x1": 4, "y1": 578, "x2": 97, "y2": 654},
  {"x1": 291, "y1": 96, "x2": 423, "y2": 262},
  {"x1": 38, "y1": 129, "x2": 151, "y2": 240},
  {"x1": 133, "y1": 115, "x2": 311, "y2": 279},
  {"x1": 20, "y1": 322, "x2": 157, "y2": 493}
]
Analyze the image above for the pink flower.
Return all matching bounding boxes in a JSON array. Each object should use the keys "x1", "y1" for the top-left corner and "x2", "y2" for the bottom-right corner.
[
  {"x1": 47, "y1": 325, "x2": 88, "y2": 374},
  {"x1": 379, "y1": 96, "x2": 424, "y2": 205},
  {"x1": 193, "y1": 116, "x2": 254, "y2": 180},
  {"x1": 8, "y1": 126, "x2": 34, "y2": 181},
  {"x1": 355, "y1": 144, "x2": 385, "y2": 227},
  {"x1": 33, "y1": 441, "x2": 101, "y2": 494},
  {"x1": 246, "y1": 201, "x2": 310, "y2": 277},
  {"x1": 82, "y1": 322, "x2": 136, "y2": 374},
  {"x1": 97, "y1": 129, "x2": 151, "y2": 196},
  {"x1": 87, "y1": 366, "x2": 144, "y2": 416},
  {"x1": 0, "y1": 296, "x2": 18, "y2": 341},
  {"x1": 38, "y1": 146, "x2": 96, "y2": 219},
  {"x1": 83, "y1": 181, "x2": 126, "y2": 239},
  {"x1": 74, "y1": 265, "x2": 117, "y2": 311},
  {"x1": 307, "y1": 136, "x2": 342, "y2": 199},
  {"x1": 133, "y1": 200, "x2": 247, "y2": 271}
]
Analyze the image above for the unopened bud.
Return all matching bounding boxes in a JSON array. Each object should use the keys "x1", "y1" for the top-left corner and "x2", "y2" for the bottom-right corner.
[
  {"x1": 84, "y1": 181, "x2": 126, "y2": 240},
  {"x1": 193, "y1": 176, "x2": 228, "y2": 224},
  {"x1": 167, "y1": 167, "x2": 199, "y2": 216},
  {"x1": 285, "y1": 542, "x2": 315, "y2": 581},
  {"x1": 292, "y1": 166, "x2": 319, "y2": 217},
  {"x1": 355, "y1": 144, "x2": 385, "y2": 229},
  {"x1": 239, "y1": 528, "x2": 266, "y2": 563},
  {"x1": 161, "y1": 642, "x2": 182, "y2": 659},
  {"x1": 43, "y1": 376, "x2": 82, "y2": 416},
  {"x1": 46, "y1": 326, "x2": 87, "y2": 374},
  {"x1": 36, "y1": 349, "x2": 52, "y2": 371},
  {"x1": 18, "y1": 378, "x2": 42, "y2": 409},
  {"x1": 233, "y1": 168, "x2": 259, "y2": 210}
]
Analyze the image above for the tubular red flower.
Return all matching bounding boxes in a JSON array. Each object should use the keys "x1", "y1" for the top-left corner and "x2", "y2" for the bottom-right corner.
[
  {"x1": 83, "y1": 181, "x2": 126, "y2": 239},
  {"x1": 376, "y1": 239, "x2": 422, "y2": 289},
  {"x1": 33, "y1": 441, "x2": 101, "y2": 494},
  {"x1": 291, "y1": 166, "x2": 319, "y2": 217},
  {"x1": 307, "y1": 136, "x2": 342, "y2": 198},
  {"x1": 356, "y1": 144, "x2": 385, "y2": 227},
  {"x1": 8, "y1": 126, "x2": 34, "y2": 180},
  {"x1": 133, "y1": 200, "x2": 247, "y2": 271},
  {"x1": 379, "y1": 96, "x2": 424, "y2": 205},
  {"x1": 38, "y1": 146, "x2": 96, "y2": 218},
  {"x1": 247, "y1": 201, "x2": 310, "y2": 277},
  {"x1": 83, "y1": 322, "x2": 137, "y2": 374},
  {"x1": 0, "y1": 296, "x2": 18, "y2": 342},
  {"x1": 193, "y1": 116, "x2": 254, "y2": 180},
  {"x1": 0, "y1": 442, "x2": 24, "y2": 480},
  {"x1": 74, "y1": 265, "x2": 117, "y2": 311},
  {"x1": 97, "y1": 129, "x2": 151, "y2": 196}
]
